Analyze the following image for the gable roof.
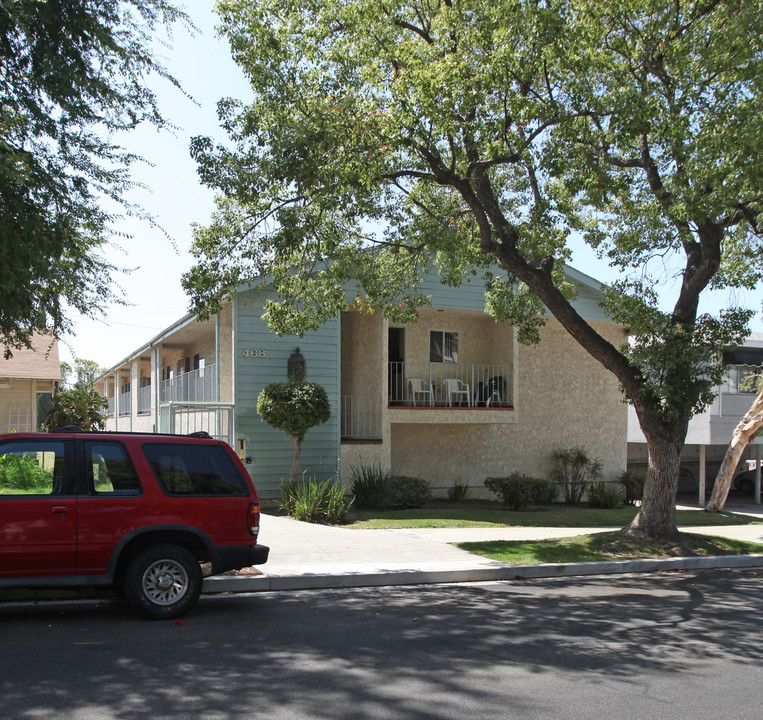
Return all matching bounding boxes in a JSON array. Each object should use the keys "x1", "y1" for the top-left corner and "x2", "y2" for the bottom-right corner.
[{"x1": 0, "y1": 335, "x2": 61, "y2": 381}]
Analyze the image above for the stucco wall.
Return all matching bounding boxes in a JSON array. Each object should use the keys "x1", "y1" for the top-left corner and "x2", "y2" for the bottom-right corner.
[
  {"x1": 341, "y1": 310, "x2": 383, "y2": 399},
  {"x1": 387, "y1": 319, "x2": 628, "y2": 496}
]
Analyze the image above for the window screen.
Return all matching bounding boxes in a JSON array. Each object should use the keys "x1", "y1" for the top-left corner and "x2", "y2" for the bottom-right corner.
[{"x1": 143, "y1": 443, "x2": 247, "y2": 495}]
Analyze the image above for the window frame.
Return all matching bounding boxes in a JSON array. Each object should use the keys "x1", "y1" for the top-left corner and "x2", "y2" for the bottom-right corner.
[{"x1": 429, "y1": 330, "x2": 459, "y2": 364}]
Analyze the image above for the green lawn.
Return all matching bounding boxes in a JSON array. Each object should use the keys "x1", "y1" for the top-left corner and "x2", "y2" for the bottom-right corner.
[
  {"x1": 456, "y1": 531, "x2": 763, "y2": 565},
  {"x1": 346, "y1": 503, "x2": 761, "y2": 530}
]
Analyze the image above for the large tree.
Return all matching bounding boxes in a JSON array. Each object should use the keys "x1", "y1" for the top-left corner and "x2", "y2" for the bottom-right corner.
[
  {"x1": 184, "y1": 0, "x2": 763, "y2": 539},
  {"x1": 0, "y1": 0, "x2": 189, "y2": 354}
]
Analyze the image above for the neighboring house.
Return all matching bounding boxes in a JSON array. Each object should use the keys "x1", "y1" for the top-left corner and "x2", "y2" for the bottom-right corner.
[
  {"x1": 0, "y1": 335, "x2": 60, "y2": 433},
  {"x1": 628, "y1": 332, "x2": 763, "y2": 502},
  {"x1": 95, "y1": 265, "x2": 629, "y2": 499}
]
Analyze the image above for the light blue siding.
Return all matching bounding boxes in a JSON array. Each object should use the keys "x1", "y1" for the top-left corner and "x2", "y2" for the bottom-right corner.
[{"x1": 234, "y1": 289, "x2": 341, "y2": 497}]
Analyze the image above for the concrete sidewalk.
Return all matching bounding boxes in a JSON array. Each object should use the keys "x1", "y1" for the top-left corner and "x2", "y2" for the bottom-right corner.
[{"x1": 203, "y1": 505, "x2": 763, "y2": 594}]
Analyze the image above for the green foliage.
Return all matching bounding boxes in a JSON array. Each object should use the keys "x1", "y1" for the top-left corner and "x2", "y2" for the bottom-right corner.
[
  {"x1": 485, "y1": 473, "x2": 559, "y2": 510},
  {"x1": 0, "y1": 1, "x2": 190, "y2": 353},
  {"x1": 587, "y1": 481, "x2": 623, "y2": 510},
  {"x1": 526, "y1": 477, "x2": 559, "y2": 506},
  {"x1": 484, "y1": 474, "x2": 530, "y2": 511},
  {"x1": 256, "y1": 381, "x2": 331, "y2": 442},
  {"x1": 620, "y1": 472, "x2": 646, "y2": 506},
  {"x1": 387, "y1": 475, "x2": 430, "y2": 510},
  {"x1": 186, "y1": 0, "x2": 763, "y2": 536},
  {"x1": 350, "y1": 462, "x2": 390, "y2": 509},
  {"x1": 447, "y1": 479, "x2": 470, "y2": 503},
  {"x1": 0, "y1": 454, "x2": 53, "y2": 494},
  {"x1": 551, "y1": 447, "x2": 602, "y2": 505},
  {"x1": 279, "y1": 475, "x2": 353, "y2": 524},
  {"x1": 43, "y1": 385, "x2": 108, "y2": 431}
]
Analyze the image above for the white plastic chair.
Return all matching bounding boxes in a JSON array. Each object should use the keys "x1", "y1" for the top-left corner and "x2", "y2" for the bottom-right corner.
[
  {"x1": 408, "y1": 378, "x2": 433, "y2": 406},
  {"x1": 443, "y1": 378, "x2": 471, "y2": 407}
]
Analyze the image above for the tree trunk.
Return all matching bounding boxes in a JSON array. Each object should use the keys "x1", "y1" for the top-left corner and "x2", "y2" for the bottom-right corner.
[
  {"x1": 705, "y1": 387, "x2": 763, "y2": 512},
  {"x1": 290, "y1": 435, "x2": 302, "y2": 484},
  {"x1": 624, "y1": 432, "x2": 682, "y2": 539}
]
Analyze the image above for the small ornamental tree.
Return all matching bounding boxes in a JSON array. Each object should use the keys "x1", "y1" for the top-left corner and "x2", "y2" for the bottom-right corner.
[
  {"x1": 256, "y1": 381, "x2": 332, "y2": 483},
  {"x1": 43, "y1": 385, "x2": 108, "y2": 431}
]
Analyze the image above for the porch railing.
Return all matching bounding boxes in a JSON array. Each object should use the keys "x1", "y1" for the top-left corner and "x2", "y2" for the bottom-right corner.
[
  {"x1": 118, "y1": 391, "x2": 131, "y2": 416},
  {"x1": 341, "y1": 395, "x2": 381, "y2": 440},
  {"x1": 161, "y1": 364, "x2": 217, "y2": 403},
  {"x1": 137, "y1": 385, "x2": 151, "y2": 415},
  {"x1": 159, "y1": 401, "x2": 234, "y2": 445},
  {"x1": 721, "y1": 363, "x2": 761, "y2": 395},
  {"x1": 388, "y1": 362, "x2": 512, "y2": 407}
]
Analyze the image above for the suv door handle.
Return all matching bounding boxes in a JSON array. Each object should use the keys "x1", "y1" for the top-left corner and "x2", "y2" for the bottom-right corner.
[{"x1": 51, "y1": 506, "x2": 69, "y2": 514}]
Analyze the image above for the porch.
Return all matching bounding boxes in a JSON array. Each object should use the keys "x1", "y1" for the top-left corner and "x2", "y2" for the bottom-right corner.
[
  {"x1": 341, "y1": 362, "x2": 514, "y2": 441},
  {"x1": 388, "y1": 362, "x2": 512, "y2": 408}
]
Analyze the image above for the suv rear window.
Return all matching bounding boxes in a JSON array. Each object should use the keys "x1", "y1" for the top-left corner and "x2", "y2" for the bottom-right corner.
[
  {"x1": 86, "y1": 441, "x2": 141, "y2": 495},
  {"x1": 142, "y1": 442, "x2": 247, "y2": 496}
]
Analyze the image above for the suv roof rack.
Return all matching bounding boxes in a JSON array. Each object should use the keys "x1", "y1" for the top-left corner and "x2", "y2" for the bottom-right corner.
[{"x1": 187, "y1": 431, "x2": 212, "y2": 439}]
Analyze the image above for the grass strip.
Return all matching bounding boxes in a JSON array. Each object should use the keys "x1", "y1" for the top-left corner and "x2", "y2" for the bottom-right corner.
[
  {"x1": 347, "y1": 505, "x2": 761, "y2": 529},
  {"x1": 455, "y1": 531, "x2": 763, "y2": 565}
]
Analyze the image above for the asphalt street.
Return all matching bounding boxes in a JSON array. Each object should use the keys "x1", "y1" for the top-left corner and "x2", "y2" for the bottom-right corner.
[{"x1": 1, "y1": 568, "x2": 761, "y2": 720}]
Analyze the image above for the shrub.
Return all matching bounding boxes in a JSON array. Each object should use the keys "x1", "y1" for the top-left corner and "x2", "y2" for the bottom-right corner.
[
  {"x1": 526, "y1": 476, "x2": 558, "y2": 505},
  {"x1": 43, "y1": 384, "x2": 108, "y2": 431},
  {"x1": 587, "y1": 480, "x2": 622, "y2": 509},
  {"x1": 484, "y1": 473, "x2": 531, "y2": 511},
  {"x1": 387, "y1": 475, "x2": 430, "y2": 509},
  {"x1": 551, "y1": 447, "x2": 602, "y2": 505},
  {"x1": 619, "y1": 472, "x2": 645, "y2": 505},
  {"x1": 350, "y1": 462, "x2": 390, "y2": 509},
  {"x1": 279, "y1": 474, "x2": 353, "y2": 524},
  {"x1": 447, "y1": 479, "x2": 470, "y2": 502}
]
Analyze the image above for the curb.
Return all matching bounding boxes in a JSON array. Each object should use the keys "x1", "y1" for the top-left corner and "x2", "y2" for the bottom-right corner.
[{"x1": 202, "y1": 553, "x2": 763, "y2": 594}]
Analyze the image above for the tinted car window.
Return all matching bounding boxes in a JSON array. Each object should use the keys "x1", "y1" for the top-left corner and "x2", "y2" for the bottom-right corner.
[
  {"x1": 86, "y1": 442, "x2": 141, "y2": 495},
  {"x1": 142, "y1": 442, "x2": 246, "y2": 495},
  {"x1": 0, "y1": 440, "x2": 67, "y2": 495}
]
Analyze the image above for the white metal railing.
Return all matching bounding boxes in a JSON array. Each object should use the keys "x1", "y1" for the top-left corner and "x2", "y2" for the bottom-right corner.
[
  {"x1": 118, "y1": 391, "x2": 131, "y2": 416},
  {"x1": 341, "y1": 396, "x2": 381, "y2": 440},
  {"x1": 159, "y1": 401, "x2": 234, "y2": 445},
  {"x1": 107, "y1": 397, "x2": 115, "y2": 417},
  {"x1": 138, "y1": 385, "x2": 151, "y2": 415},
  {"x1": 161, "y1": 364, "x2": 217, "y2": 403},
  {"x1": 388, "y1": 362, "x2": 512, "y2": 407},
  {"x1": 721, "y1": 364, "x2": 761, "y2": 395}
]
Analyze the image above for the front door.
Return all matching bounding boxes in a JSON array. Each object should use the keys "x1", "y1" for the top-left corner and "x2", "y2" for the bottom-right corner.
[{"x1": 388, "y1": 327, "x2": 405, "y2": 405}]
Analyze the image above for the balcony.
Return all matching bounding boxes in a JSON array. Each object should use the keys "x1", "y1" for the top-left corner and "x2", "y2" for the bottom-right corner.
[
  {"x1": 161, "y1": 364, "x2": 217, "y2": 403},
  {"x1": 388, "y1": 362, "x2": 512, "y2": 408}
]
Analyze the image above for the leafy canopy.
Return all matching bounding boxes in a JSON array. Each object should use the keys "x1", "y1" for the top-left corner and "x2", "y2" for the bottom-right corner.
[
  {"x1": 0, "y1": 0, "x2": 190, "y2": 355},
  {"x1": 256, "y1": 381, "x2": 331, "y2": 442},
  {"x1": 186, "y1": 0, "x2": 762, "y2": 436}
]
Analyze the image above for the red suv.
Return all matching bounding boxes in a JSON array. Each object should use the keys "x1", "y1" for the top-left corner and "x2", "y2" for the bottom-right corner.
[{"x1": 0, "y1": 431, "x2": 268, "y2": 619}]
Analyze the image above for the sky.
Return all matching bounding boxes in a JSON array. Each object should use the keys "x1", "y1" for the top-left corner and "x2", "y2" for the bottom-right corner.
[{"x1": 60, "y1": 2, "x2": 763, "y2": 370}]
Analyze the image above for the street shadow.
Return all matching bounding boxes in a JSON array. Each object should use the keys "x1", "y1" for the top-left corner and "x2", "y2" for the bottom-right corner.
[{"x1": 1, "y1": 569, "x2": 761, "y2": 719}]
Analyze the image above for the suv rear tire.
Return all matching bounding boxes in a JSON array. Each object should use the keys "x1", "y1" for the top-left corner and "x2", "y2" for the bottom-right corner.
[{"x1": 123, "y1": 544, "x2": 203, "y2": 620}]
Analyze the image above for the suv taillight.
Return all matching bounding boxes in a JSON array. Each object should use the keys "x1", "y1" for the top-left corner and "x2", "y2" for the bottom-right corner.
[{"x1": 248, "y1": 503, "x2": 260, "y2": 537}]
